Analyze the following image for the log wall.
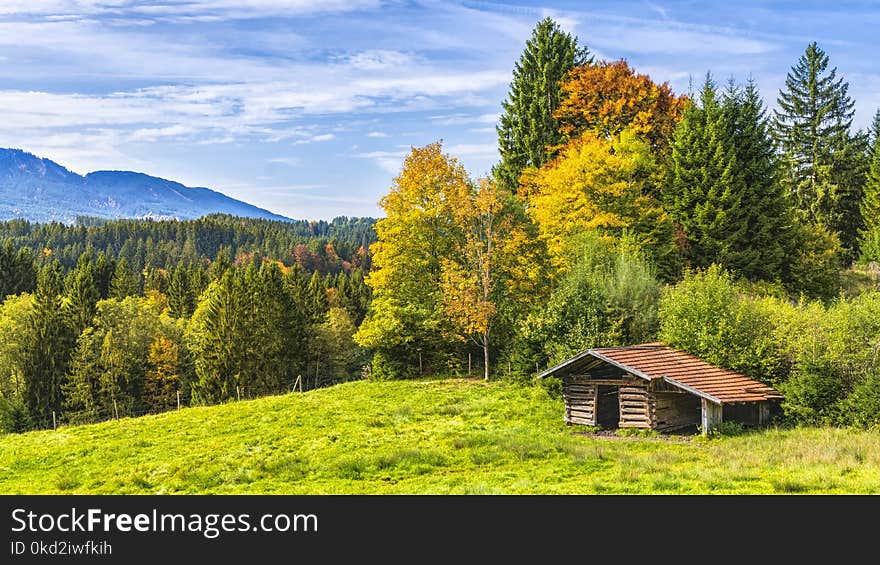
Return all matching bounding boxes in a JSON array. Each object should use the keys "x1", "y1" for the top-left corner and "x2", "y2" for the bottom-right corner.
[
  {"x1": 563, "y1": 377, "x2": 597, "y2": 426},
  {"x1": 650, "y1": 391, "x2": 700, "y2": 431},
  {"x1": 618, "y1": 385, "x2": 650, "y2": 428}
]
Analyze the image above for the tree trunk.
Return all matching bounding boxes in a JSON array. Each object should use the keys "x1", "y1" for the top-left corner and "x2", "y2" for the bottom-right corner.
[{"x1": 483, "y1": 332, "x2": 490, "y2": 381}]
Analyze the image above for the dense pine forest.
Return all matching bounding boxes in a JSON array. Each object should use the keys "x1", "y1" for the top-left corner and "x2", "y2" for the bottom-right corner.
[{"x1": 3, "y1": 17, "x2": 880, "y2": 434}]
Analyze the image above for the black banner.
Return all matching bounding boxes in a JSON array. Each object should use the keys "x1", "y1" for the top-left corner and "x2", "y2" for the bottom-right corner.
[{"x1": 0, "y1": 495, "x2": 872, "y2": 562}]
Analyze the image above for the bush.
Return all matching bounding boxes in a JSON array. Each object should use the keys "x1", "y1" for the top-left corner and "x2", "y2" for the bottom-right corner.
[
  {"x1": 524, "y1": 235, "x2": 661, "y2": 366},
  {"x1": 658, "y1": 264, "x2": 784, "y2": 384},
  {"x1": 0, "y1": 396, "x2": 30, "y2": 433}
]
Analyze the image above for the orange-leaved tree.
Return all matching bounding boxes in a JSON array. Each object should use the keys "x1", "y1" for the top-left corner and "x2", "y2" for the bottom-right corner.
[{"x1": 554, "y1": 59, "x2": 688, "y2": 153}]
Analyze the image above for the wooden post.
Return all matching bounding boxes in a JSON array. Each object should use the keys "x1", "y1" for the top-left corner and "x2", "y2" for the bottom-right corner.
[
  {"x1": 701, "y1": 399, "x2": 722, "y2": 435},
  {"x1": 113, "y1": 399, "x2": 119, "y2": 420},
  {"x1": 236, "y1": 386, "x2": 241, "y2": 401},
  {"x1": 177, "y1": 390, "x2": 181, "y2": 411},
  {"x1": 52, "y1": 411, "x2": 56, "y2": 430},
  {"x1": 418, "y1": 350, "x2": 423, "y2": 376},
  {"x1": 468, "y1": 353, "x2": 472, "y2": 376}
]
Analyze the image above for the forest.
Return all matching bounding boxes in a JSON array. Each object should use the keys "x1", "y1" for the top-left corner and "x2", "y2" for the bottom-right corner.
[{"x1": 2, "y1": 17, "x2": 880, "y2": 433}]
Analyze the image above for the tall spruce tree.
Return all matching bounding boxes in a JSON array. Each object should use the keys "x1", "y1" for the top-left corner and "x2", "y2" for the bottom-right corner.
[
  {"x1": 66, "y1": 253, "x2": 100, "y2": 336},
  {"x1": 724, "y1": 79, "x2": 794, "y2": 281},
  {"x1": 772, "y1": 41, "x2": 864, "y2": 261},
  {"x1": 665, "y1": 75, "x2": 793, "y2": 281},
  {"x1": 494, "y1": 17, "x2": 589, "y2": 191},
  {"x1": 109, "y1": 257, "x2": 140, "y2": 299},
  {"x1": 21, "y1": 261, "x2": 74, "y2": 425},
  {"x1": 859, "y1": 110, "x2": 880, "y2": 262}
]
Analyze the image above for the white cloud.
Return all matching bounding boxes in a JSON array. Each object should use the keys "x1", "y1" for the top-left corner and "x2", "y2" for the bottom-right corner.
[
  {"x1": 366, "y1": 131, "x2": 388, "y2": 138},
  {"x1": 345, "y1": 50, "x2": 413, "y2": 71},
  {"x1": 0, "y1": 0, "x2": 382, "y2": 18},
  {"x1": 294, "y1": 133, "x2": 335, "y2": 145},
  {"x1": 354, "y1": 149, "x2": 407, "y2": 175},
  {"x1": 430, "y1": 113, "x2": 500, "y2": 126}
]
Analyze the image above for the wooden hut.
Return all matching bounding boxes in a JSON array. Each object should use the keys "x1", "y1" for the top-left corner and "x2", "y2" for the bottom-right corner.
[{"x1": 538, "y1": 343, "x2": 783, "y2": 435}]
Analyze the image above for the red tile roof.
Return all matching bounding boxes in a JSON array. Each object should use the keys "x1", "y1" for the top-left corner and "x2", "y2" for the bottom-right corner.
[{"x1": 543, "y1": 342, "x2": 783, "y2": 404}]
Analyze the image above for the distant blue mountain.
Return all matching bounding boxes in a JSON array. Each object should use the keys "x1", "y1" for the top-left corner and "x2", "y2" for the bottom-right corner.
[{"x1": 0, "y1": 148, "x2": 291, "y2": 223}]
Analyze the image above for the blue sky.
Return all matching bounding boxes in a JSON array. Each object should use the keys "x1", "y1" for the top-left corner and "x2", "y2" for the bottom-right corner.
[{"x1": 0, "y1": 1, "x2": 878, "y2": 220}]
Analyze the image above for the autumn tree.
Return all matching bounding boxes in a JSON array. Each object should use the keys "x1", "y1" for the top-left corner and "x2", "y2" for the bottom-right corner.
[
  {"x1": 554, "y1": 59, "x2": 688, "y2": 153},
  {"x1": 357, "y1": 142, "x2": 543, "y2": 379},
  {"x1": 143, "y1": 335, "x2": 181, "y2": 411},
  {"x1": 494, "y1": 17, "x2": 590, "y2": 191},
  {"x1": 519, "y1": 128, "x2": 677, "y2": 279},
  {"x1": 355, "y1": 143, "x2": 467, "y2": 378}
]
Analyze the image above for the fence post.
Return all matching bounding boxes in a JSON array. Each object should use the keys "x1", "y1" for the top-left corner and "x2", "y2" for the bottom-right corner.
[
  {"x1": 113, "y1": 399, "x2": 119, "y2": 420},
  {"x1": 52, "y1": 411, "x2": 56, "y2": 430},
  {"x1": 468, "y1": 353, "x2": 472, "y2": 376},
  {"x1": 236, "y1": 386, "x2": 241, "y2": 401},
  {"x1": 177, "y1": 390, "x2": 181, "y2": 411}
]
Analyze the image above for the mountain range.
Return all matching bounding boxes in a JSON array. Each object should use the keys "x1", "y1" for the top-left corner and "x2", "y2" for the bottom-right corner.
[{"x1": 0, "y1": 148, "x2": 291, "y2": 223}]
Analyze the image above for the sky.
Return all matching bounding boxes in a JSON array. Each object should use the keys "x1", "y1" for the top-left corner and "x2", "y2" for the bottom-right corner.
[{"x1": 0, "y1": 1, "x2": 878, "y2": 221}]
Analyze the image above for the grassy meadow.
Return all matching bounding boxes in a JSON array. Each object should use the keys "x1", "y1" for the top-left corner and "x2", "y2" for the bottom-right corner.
[{"x1": 0, "y1": 378, "x2": 878, "y2": 494}]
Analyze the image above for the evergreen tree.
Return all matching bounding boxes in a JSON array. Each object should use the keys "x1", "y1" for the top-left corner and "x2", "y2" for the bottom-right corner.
[
  {"x1": 66, "y1": 253, "x2": 100, "y2": 336},
  {"x1": 859, "y1": 110, "x2": 880, "y2": 262},
  {"x1": 21, "y1": 261, "x2": 73, "y2": 425},
  {"x1": 93, "y1": 252, "x2": 115, "y2": 299},
  {"x1": 724, "y1": 79, "x2": 795, "y2": 281},
  {"x1": 0, "y1": 240, "x2": 36, "y2": 299},
  {"x1": 665, "y1": 75, "x2": 744, "y2": 271},
  {"x1": 167, "y1": 264, "x2": 194, "y2": 319},
  {"x1": 772, "y1": 41, "x2": 864, "y2": 260},
  {"x1": 494, "y1": 17, "x2": 589, "y2": 191},
  {"x1": 665, "y1": 75, "x2": 796, "y2": 281},
  {"x1": 109, "y1": 257, "x2": 140, "y2": 299},
  {"x1": 307, "y1": 271, "x2": 328, "y2": 322}
]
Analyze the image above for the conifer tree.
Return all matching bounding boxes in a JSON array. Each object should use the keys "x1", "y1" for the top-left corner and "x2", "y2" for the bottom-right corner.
[
  {"x1": 772, "y1": 41, "x2": 864, "y2": 260},
  {"x1": 723, "y1": 79, "x2": 794, "y2": 281},
  {"x1": 494, "y1": 17, "x2": 590, "y2": 191},
  {"x1": 859, "y1": 110, "x2": 880, "y2": 262},
  {"x1": 307, "y1": 271, "x2": 328, "y2": 321},
  {"x1": 109, "y1": 257, "x2": 140, "y2": 299},
  {"x1": 0, "y1": 240, "x2": 36, "y2": 299},
  {"x1": 665, "y1": 75, "x2": 794, "y2": 281},
  {"x1": 21, "y1": 261, "x2": 73, "y2": 425},
  {"x1": 66, "y1": 253, "x2": 100, "y2": 336},
  {"x1": 167, "y1": 264, "x2": 194, "y2": 319},
  {"x1": 665, "y1": 76, "x2": 742, "y2": 270}
]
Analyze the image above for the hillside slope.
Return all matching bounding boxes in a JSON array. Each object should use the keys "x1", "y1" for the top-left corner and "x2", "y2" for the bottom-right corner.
[
  {"x1": 0, "y1": 148, "x2": 290, "y2": 223},
  {"x1": 1, "y1": 379, "x2": 879, "y2": 494}
]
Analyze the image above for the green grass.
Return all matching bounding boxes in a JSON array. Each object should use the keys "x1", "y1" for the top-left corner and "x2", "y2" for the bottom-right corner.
[{"x1": 1, "y1": 378, "x2": 880, "y2": 494}]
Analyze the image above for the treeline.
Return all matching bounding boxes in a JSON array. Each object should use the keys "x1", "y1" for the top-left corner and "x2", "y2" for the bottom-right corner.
[
  {"x1": 0, "y1": 213, "x2": 376, "y2": 276},
  {"x1": 352, "y1": 18, "x2": 880, "y2": 428},
  {"x1": 0, "y1": 238, "x2": 371, "y2": 432}
]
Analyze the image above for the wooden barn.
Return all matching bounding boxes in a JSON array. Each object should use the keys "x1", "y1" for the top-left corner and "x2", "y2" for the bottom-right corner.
[{"x1": 538, "y1": 343, "x2": 783, "y2": 435}]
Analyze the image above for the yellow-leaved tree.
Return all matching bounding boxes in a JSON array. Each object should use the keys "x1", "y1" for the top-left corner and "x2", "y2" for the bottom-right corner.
[
  {"x1": 519, "y1": 128, "x2": 676, "y2": 277},
  {"x1": 355, "y1": 142, "x2": 545, "y2": 379}
]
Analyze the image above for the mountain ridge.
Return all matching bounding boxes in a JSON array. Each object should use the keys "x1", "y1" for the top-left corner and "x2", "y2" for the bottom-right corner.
[{"x1": 0, "y1": 148, "x2": 292, "y2": 223}]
